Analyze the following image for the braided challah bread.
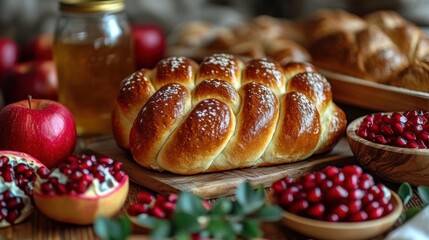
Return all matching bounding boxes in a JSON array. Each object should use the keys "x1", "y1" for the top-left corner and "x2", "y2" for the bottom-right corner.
[{"x1": 112, "y1": 54, "x2": 346, "y2": 175}]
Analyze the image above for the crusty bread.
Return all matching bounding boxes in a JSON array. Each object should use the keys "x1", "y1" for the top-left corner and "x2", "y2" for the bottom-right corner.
[
  {"x1": 304, "y1": 9, "x2": 429, "y2": 92},
  {"x1": 112, "y1": 53, "x2": 347, "y2": 175}
]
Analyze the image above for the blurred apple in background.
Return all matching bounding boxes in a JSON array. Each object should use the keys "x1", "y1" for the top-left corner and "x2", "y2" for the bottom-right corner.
[
  {"x1": 21, "y1": 34, "x2": 53, "y2": 61},
  {"x1": 0, "y1": 37, "x2": 19, "y2": 86},
  {"x1": 131, "y1": 24, "x2": 166, "y2": 69},
  {"x1": 2, "y1": 60, "x2": 57, "y2": 105},
  {"x1": 0, "y1": 97, "x2": 77, "y2": 169}
]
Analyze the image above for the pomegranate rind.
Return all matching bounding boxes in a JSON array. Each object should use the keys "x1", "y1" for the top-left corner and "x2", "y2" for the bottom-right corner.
[
  {"x1": 33, "y1": 176, "x2": 129, "y2": 225},
  {"x1": 0, "y1": 150, "x2": 45, "y2": 228}
]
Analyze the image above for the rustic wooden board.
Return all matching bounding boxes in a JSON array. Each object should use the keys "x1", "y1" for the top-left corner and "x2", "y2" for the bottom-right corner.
[
  {"x1": 319, "y1": 69, "x2": 429, "y2": 112},
  {"x1": 85, "y1": 136, "x2": 355, "y2": 199}
]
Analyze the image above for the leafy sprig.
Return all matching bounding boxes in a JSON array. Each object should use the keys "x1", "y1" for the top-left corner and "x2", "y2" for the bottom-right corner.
[
  {"x1": 397, "y1": 182, "x2": 429, "y2": 221},
  {"x1": 94, "y1": 181, "x2": 283, "y2": 240}
]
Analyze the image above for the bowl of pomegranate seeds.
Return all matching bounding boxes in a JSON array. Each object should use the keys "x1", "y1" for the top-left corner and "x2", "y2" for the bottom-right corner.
[
  {"x1": 272, "y1": 165, "x2": 403, "y2": 240},
  {"x1": 347, "y1": 111, "x2": 429, "y2": 186}
]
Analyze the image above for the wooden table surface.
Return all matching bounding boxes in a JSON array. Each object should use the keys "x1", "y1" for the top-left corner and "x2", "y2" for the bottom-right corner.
[{"x1": 0, "y1": 104, "x2": 425, "y2": 240}]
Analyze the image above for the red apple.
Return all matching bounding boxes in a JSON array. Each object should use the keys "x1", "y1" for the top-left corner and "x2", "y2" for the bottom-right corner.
[
  {"x1": 0, "y1": 37, "x2": 19, "y2": 86},
  {"x1": 0, "y1": 98, "x2": 77, "y2": 169},
  {"x1": 131, "y1": 24, "x2": 166, "y2": 69},
  {"x1": 2, "y1": 60, "x2": 57, "y2": 105},
  {"x1": 21, "y1": 34, "x2": 53, "y2": 61}
]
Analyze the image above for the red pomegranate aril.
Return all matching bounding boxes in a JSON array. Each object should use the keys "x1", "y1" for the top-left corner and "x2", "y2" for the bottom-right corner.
[
  {"x1": 307, "y1": 203, "x2": 325, "y2": 219},
  {"x1": 272, "y1": 179, "x2": 287, "y2": 194},
  {"x1": 344, "y1": 175, "x2": 359, "y2": 190},
  {"x1": 280, "y1": 191, "x2": 295, "y2": 206},
  {"x1": 349, "y1": 211, "x2": 368, "y2": 222},
  {"x1": 37, "y1": 167, "x2": 50, "y2": 178},
  {"x1": 150, "y1": 206, "x2": 166, "y2": 219},
  {"x1": 325, "y1": 213, "x2": 340, "y2": 222},
  {"x1": 375, "y1": 135, "x2": 388, "y2": 145},
  {"x1": 41, "y1": 182, "x2": 54, "y2": 195},
  {"x1": 407, "y1": 141, "x2": 419, "y2": 148},
  {"x1": 3, "y1": 170, "x2": 13, "y2": 182},
  {"x1": 357, "y1": 129, "x2": 368, "y2": 138},
  {"x1": 127, "y1": 203, "x2": 147, "y2": 216},
  {"x1": 416, "y1": 140, "x2": 427, "y2": 149},
  {"x1": 314, "y1": 172, "x2": 326, "y2": 184},
  {"x1": 288, "y1": 199, "x2": 308, "y2": 214},
  {"x1": 394, "y1": 137, "x2": 408, "y2": 147},
  {"x1": 114, "y1": 171, "x2": 126, "y2": 182},
  {"x1": 70, "y1": 171, "x2": 83, "y2": 181},
  {"x1": 113, "y1": 162, "x2": 122, "y2": 171},
  {"x1": 166, "y1": 193, "x2": 178, "y2": 203},
  {"x1": 332, "y1": 204, "x2": 349, "y2": 220},
  {"x1": 321, "y1": 179, "x2": 333, "y2": 191},
  {"x1": 98, "y1": 157, "x2": 114, "y2": 166},
  {"x1": 392, "y1": 112, "x2": 407, "y2": 123},
  {"x1": 403, "y1": 131, "x2": 416, "y2": 141},
  {"x1": 162, "y1": 202, "x2": 175, "y2": 215},
  {"x1": 323, "y1": 166, "x2": 339, "y2": 178},
  {"x1": 137, "y1": 191, "x2": 155, "y2": 204},
  {"x1": 347, "y1": 200, "x2": 362, "y2": 214},
  {"x1": 307, "y1": 187, "x2": 322, "y2": 203},
  {"x1": 343, "y1": 165, "x2": 363, "y2": 177},
  {"x1": 349, "y1": 189, "x2": 365, "y2": 200},
  {"x1": 361, "y1": 193, "x2": 375, "y2": 205},
  {"x1": 55, "y1": 184, "x2": 68, "y2": 195},
  {"x1": 382, "y1": 115, "x2": 391, "y2": 124},
  {"x1": 420, "y1": 131, "x2": 429, "y2": 141},
  {"x1": 368, "y1": 207, "x2": 384, "y2": 220},
  {"x1": 392, "y1": 122, "x2": 405, "y2": 134},
  {"x1": 6, "y1": 197, "x2": 22, "y2": 209},
  {"x1": 14, "y1": 164, "x2": 28, "y2": 174},
  {"x1": 381, "y1": 125, "x2": 394, "y2": 136},
  {"x1": 76, "y1": 180, "x2": 89, "y2": 194},
  {"x1": 326, "y1": 185, "x2": 348, "y2": 202},
  {"x1": 384, "y1": 203, "x2": 394, "y2": 214},
  {"x1": 332, "y1": 172, "x2": 345, "y2": 185},
  {"x1": 60, "y1": 165, "x2": 72, "y2": 176},
  {"x1": 5, "y1": 209, "x2": 20, "y2": 224}
]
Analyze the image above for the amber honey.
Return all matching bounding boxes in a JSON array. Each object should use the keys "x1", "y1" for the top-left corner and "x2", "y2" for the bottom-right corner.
[{"x1": 54, "y1": 37, "x2": 134, "y2": 136}]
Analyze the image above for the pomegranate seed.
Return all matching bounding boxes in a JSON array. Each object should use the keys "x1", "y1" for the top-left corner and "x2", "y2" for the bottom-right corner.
[
  {"x1": 361, "y1": 193, "x2": 375, "y2": 205},
  {"x1": 382, "y1": 115, "x2": 391, "y2": 124},
  {"x1": 370, "y1": 124, "x2": 379, "y2": 133},
  {"x1": 343, "y1": 165, "x2": 363, "y2": 176},
  {"x1": 349, "y1": 189, "x2": 365, "y2": 200},
  {"x1": 162, "y1": 202, "x2": 176, "y2": 215},
  {"x1": 391, "y1": 112, "x2": 407, "y2": 123},
  {"x1": 307, "y1": 203, "x2": 325, "y2": 219},
  {"x1": 41, "y1": 182, "x2": 54, "y2": 194},
  {"x1": 394, "y1": 136, "x2": 408, "y2": 147},
  {"x1": 113, "y1": 162, "x2": 122, "y2": 171},
  {"x1": 272, "y1": 179, "x2": 287, "y2": 194},
  {"x1": 60, "y1": 165, "x2": 72, "y2": 176},
  {"x1": 114, "y1": 171, "x2": 126, "y2": 182},
  {"x1": 321, "y1": 180, "x2": 333, "y2": 190},
  {"x1": 137, "y1": 191, "x2": 155, "y2": 204},
  {"x1": 150, "y1": 206, "x2": 166, "y2": 218},
  {"x1": 326, "y1": 185, "x2": 348, "y2": 202},
  {"x1": 0, "y1": 156, "x2": 9, "y2": 165},
  {"x1": 384, "y1": 203, "x2": 394, "y2": 215},
  {"x1": 375, "y1": 135, "x2": 388, "y2": 145},
  {"x1": 48, "y1": 177, "x2": 59, "y2": 185},
  {"x1": 347, "y1": 200, "x2": 362, "y2": 214},
  {"x1": 5, "y1": 209, "x2": 20, "y2": 223},
  {"x1": 279, "y1": 191, "x2": 294, "y2": 206},
  {"x1": 76, "y1": 180, "x2": 89, "y2": 194},
  {"x1": 70, "y1": 171, "x2": 83, "y2": 181},
  {"x1": 167, "y1": 194, "x2": 178, "y2": 203},
  {"x1": 344, "y1": 174, "x2": 359, "y2": 190},
  {"x1": 368, "y1": 207, "x2": 384, "y2": 220},
  {"x1": 420, "y1": 131, "x2": 429, "y2": 141},
  {"x1": 127, "y1": 203, "x2": 148, "y2": 216},
  {"x1": 314, "y1": 172, "x2": 326, "y2": 184},
  {"x1": 348, "y1": 211, "x2": 368, "y2": 222},
  {"x1": 325, "y1": 213, "x2": 340, "y2": 222},
  {"x1": 99, "y1": 157, "x2": 114, "y2": 166},
  {"x1": 332, "y1": 172, "x2": 345, "y2": 185},
  {"x1": 357, "y1": 129, "x2": 368, "y2": 138},
  {"x1": 416, "y1": 140, "x2": 427, "y2": 149},
  {"x1": 6, "y1": 197, "x2": 22, "y2": 209},
  {"x1": 81, "y1": 174, "x2": 94, "y2": 182},
  {"x1": 66, "y1": 156, "x2": 80, "y2": 164},
  {"x1": 37, "y1": 167, "x2": 50, "y2": 178},
  {"x1": 307, "y1": 187, "x2": 322, "y2": 203},
  {"x1": 407, "y1": 141, "x2": 419, "y2": 148},
  {"x1": 23, "y1": 169, "x2": 35, "y2": 181},
  {"x1": 403, "y1": 131, "x2": 416, "y2": 141},
  {"x1": 381, "y1": 125, "x2": 394, "y2": 136},
  {"x1": 332, "y1": 204, "x2": 349, "y2": 219},
  {"x1": 94, "y1": 170, "x2": 105, "y2": 182},
  {"x1": 3, "y1": 170, "x2": 13, "y2": 182},
  {"x1": 55, "y1": 183, "x2": 68, "y2": 195},
  {"x1": 14, "y1": 164, "x2": 28, "y2": 174},
  {"x1": 323, "y1": 166, "x2": 339, "y2": 178},
  {"x1": 288, "y1": 199, "x2": 308, "y2": 214}
]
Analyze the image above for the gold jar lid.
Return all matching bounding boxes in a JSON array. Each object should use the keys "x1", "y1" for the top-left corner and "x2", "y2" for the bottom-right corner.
[{"x1": 60, "y1": 0, "x2": 124, "y2": 13}]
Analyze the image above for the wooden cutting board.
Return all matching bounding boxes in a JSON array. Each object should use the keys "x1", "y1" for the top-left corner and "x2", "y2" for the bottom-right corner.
[{"x1": 85, "y1": 136, "x2": 356, "y2": 199}]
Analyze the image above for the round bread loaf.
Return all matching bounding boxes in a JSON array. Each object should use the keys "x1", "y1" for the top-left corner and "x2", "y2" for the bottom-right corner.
[{"x1": 112, "y1": 53, "x2": 347, "y2": 175}]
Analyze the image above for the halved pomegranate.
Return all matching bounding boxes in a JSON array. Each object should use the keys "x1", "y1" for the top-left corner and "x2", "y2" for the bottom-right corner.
[
  {"x1": 33, "y1": 154, "x2": 129, "y2": 225},
  {"x1": 0, "y1": 150, "x2": 48, "y2": 228}
]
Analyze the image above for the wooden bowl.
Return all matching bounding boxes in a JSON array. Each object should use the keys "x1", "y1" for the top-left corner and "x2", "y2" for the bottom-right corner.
[
  {"x1": 347, "y1": 115, "x2": 429, "y2": 186},
  {"x1": 282, "y1": 191, "x2": 403, "y2": 240}
]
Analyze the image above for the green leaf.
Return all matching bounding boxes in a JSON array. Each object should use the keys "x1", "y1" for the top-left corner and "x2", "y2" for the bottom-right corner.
[
  {"x1": 240, "y1": 220, "x2": 262, "y2": 239},
  {"x1": 417, "y1": 186, "x2": 429, "y2": 205},
  {"x1": 136, "y1": 214, "x2": 160, "y2": 229},
  {"x1": 94, "y1": 216, "x2": 131, "y2": 240},
  {"x1": 151, "y1": 220, "x2": 171, "y2": 240},
  {"x1": 172, "y1": 211, "x2": 201, "y2": 233},
  {"x1": 404, "y1": 207, "x2": 421, "y2": 222},
  {"x1": 176, "y1": 192, "x2": 207, "y2": 215},
  {"x1": 236, "y1": 181, "x2": 265, "y2": 214},
  {"x1": 207, "y1": 217, "x2": 236, "y2": 240},
  {"x1": 254, "y1": 205, "x2": 284, "y2": 222},
  {"x1": 210, "y1": 198, "x2": 233, "y2": 215},
  {"x1": 398, "y1": 182, "x2": 413, "y2": 205}
]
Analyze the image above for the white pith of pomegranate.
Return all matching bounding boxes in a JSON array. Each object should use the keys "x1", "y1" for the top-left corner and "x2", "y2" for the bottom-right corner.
[
  {"x1": 33, "y1": 154, "x2": 129, "y2": 225},
  {"x1": 272, "y1": 165, "x2": 394, "y2": 222},
  {"x1": 356, "y1": 111, "x2": 429, "y2": 149},
  {"x1": 0, "y1": 151, "x2": 48, "y2": 228}
]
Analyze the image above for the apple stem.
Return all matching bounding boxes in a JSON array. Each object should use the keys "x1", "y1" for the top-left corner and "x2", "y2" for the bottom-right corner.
[{"x1": 28, "y1": 95, "x2": 32, "y2": 109}]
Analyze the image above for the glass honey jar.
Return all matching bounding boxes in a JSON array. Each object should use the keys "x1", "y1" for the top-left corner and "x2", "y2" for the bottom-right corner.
[{"x1": 54, "y1": 0, "x2": 134, "y2": 136}]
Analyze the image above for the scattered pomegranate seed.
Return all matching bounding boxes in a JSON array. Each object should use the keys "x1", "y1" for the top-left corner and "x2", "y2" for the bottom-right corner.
[
  {"x1": 356, "y1": 111, "x2": 429, "y2": 149},
  {"x1": 272, "y1": 165, "x2": 394, "y2": 222}
]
